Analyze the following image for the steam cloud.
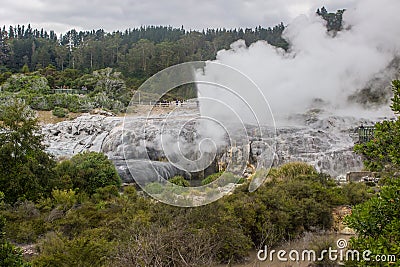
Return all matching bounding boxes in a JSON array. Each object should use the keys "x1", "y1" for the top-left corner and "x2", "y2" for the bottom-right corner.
[{"x1": 198, "y1": 0, "x2": 400, "y2": 125}]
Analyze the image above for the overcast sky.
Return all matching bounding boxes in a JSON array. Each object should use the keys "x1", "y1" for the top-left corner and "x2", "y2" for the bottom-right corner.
[{"x1": 0, "y1": 0, "x2": 358, "y2": 34}]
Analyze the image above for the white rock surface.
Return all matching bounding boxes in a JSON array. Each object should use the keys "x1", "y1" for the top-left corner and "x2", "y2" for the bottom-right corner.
[{"x1": 41, "y1": 110, "x2": 377, "y2": 182}]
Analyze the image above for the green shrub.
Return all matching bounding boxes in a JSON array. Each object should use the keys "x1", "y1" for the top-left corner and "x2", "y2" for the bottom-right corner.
[
  {"x1": 52, "y1": 107, "x2": 68, "y2": 118},
  {"x1": 2, "y1": 74, "x2": 50, "y2": 93},
  {"x1": 122, "y1": 185, "x2": 137, "y2": 201},
  {"x1": 201, "y1": 172, "x2": 241, "y2": 186},
  {"x1": 52, "y1": 189, "x2": 77, "y2": 211},
  {"x1": 0, "y1": 193, "x2": 31, "y2": 266},
  {"x1": 169, "y1": 176, "x2": 190, "y2": 187},
  {"x1": 32, "y1": 231, "x2": 113, "y2": 267},
  {"x1": 354, "y1": 80, "x2": 400, "y2": 172},
  {"x1": 55, "y1": 152, "x2": 121, "y2": 195},
  {"x1": 144, "y1": 182, "x2": 164, "y2": 194},
  {"x1": 0, "y1": 242, "x2": 31, "y2": 267},
  {"x1": 0, "y1": 72, "x2": 12, "y2": 85},
  {"x1": 268, "y1": 162, "x2": 318, "y2": 180},
  {"x1": 92, "y1": 185, "x2": 120, "y2": 202},
  {"x1": 201, "y1": 172, "x2": 223, "y2": 185},
  {"x1": 344, "y1": 179, "x2": 400, "y2": 266},
  {"x1": 1, "y1": 200, "x2": 49, "y2": 244}
]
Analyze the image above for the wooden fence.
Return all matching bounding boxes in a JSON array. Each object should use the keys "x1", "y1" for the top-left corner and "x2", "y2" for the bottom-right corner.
[
  {"x1": 135, "y1": 100, "x2": 199, "y2": 108},
  {"x1": 50, "y1": 89, "x2": 89, "y2": 95}
]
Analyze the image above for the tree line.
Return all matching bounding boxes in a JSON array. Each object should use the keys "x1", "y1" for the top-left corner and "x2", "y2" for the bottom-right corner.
[
  {"x1": 0, "y1": 24, "x2": 288, "y2": 77},
  {"x1": 0, "y1": 7, "x2": 343, "y2": 83}
]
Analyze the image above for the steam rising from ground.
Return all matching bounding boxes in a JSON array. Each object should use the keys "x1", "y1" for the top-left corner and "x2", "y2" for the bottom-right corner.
[
  {"x1": 198, "y1": 0, "x2": 400, "y2": 125},
  {"x1": 123, "y1": 0, "x2": 400, "y2": 198}
]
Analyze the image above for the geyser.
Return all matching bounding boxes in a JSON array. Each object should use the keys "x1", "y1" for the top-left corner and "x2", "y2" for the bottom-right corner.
[{"x1": 198, "y1": 0, "x2": 400, "y2": 122}]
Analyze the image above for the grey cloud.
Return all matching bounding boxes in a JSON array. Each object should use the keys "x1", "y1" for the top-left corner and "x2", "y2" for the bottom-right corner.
[{"x1": 0, "y1": 0, "x2": 358, "y2": 34}]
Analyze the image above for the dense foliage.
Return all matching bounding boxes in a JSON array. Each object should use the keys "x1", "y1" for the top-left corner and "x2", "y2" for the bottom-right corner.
[
  {"x1": 347, "y1": 80, "x2": 400, "y2": 266},
  {"x1": 0, "y1": 164, "x2": 369, "y2": 266},
  {"x1": 0, "y1": 100, "x2": 121, "y2": 203},
  {"x1": 0, "y1": 24, "x2": 288, "y2": 76},
  {"x1": 52, "y1": 107, "x2": 67, "y2": 118},
  {"x1": 0, "y1": 99, "x2": 56, "y2": 203},
  {"x1": 0, "y1": 67, "x2": 129, "y2": 114},
  {"x1": 354, "y1": 80, "x2": 400, "y2": 172},
  {"x1": 345, "y1": 179, "x2": 400, "y2": 266},
  {"x1": 169, "y1": 176, "x2": 190, "y2": 187},
  {"x1": 0, "y1": 193, "x2": 31, "y2": 267},
  {"x1": 0, "y1": 7, "x2": 341, "y2": 80},
  {"x1": 54, "y1": 152, "x2": 121, "y2": 195}
]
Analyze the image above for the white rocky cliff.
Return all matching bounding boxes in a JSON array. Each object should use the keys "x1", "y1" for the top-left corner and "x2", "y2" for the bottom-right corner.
[{"x1": 41, "y1": 106, "x2": 377, "y2": 183}]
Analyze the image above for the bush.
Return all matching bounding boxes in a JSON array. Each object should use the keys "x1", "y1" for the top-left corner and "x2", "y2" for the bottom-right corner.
[
  {"x1": 32, "y1": 231, "x2": 113, "y2": 267},
  {"x1": 344, "y1": 179, "x2": 400, "y2": 266},
  {"x1": 169, "y1": 176, "x2": 190, "y2": 187},
  {"x1": 92, "y1": 185, "x2": 120, "y2": 202},
  {"x1": 0, "y1": 72, "x2": 12, "y2": 85},
  {"x1": 56, "y1": 152, "x2": 121, "y2": 195},
  {"x1": 144, "y1": 182, "x2": 164, "y2": 194},
  {"x1": 0, "y1": 198, "x2": 32, "y2": 266},
  {"x1": 269, "y1": 162, "x2": 318, "y2": 180},
  {"x1": 201, "y1": 172, "x2": 223, "y2": 185},
  {"x1": 52, "y1": 107, "x2": 68, "y2": 118},
  {"x1": 201, "y1": 172, "x2": 241, "y2": 186},
  {"x1": 0, "y1": 242, "x2": 31, "y2": 267},
  {"x1": 2, "y1": 74, "x2": 50, "y2": 93},
  {"x1": 354, "y1": 80, "x2": 400, "y2": 172},
  {"x1": 52, "y1": 189, "x2": 77, "y2": 211}
]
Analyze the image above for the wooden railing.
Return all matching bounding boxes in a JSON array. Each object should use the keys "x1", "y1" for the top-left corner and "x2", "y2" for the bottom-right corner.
[
  {"x1": 135, "y1": 100, "x2": 199, "y2": 108},
  {"x1": 50, "y1": 89, "x2": 89, "y2": 95}
]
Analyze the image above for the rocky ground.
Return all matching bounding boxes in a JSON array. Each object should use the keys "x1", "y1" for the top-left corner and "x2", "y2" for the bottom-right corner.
[{"x1": 41, "y1": 105, "x2": 377, "y2": 183}]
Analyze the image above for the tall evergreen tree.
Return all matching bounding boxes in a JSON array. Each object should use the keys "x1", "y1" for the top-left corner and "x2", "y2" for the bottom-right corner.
[{"x1": 0, "y1": 99, "x2": 56, "y2": 203}]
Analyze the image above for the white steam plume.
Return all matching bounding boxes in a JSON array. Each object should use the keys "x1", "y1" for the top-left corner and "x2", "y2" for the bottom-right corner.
[{"x1": 198, "y1": 0, "x2": 400, "y2": 125}]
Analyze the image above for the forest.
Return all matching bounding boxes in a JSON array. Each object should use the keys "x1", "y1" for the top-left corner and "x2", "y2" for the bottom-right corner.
[
  {"x1": 0, "y1": 7, "x2": 343, "y2": 83},
  {"x1": 0, "y1": 23, "x2": 287, "y2": 81}
]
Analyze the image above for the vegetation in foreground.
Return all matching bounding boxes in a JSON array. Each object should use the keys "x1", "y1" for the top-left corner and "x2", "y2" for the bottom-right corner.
[{"x1": 345, "y1": 80, "x2": 400, "y2": 266}]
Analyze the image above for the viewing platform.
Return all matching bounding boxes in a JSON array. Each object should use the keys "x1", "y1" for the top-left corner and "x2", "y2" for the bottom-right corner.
[
  {"x1": 50, "y1": 88, "x2": 89, "y2": 95},
  {"x1": 357, "y1": 125, "x2": 375, "y2": 143}
]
